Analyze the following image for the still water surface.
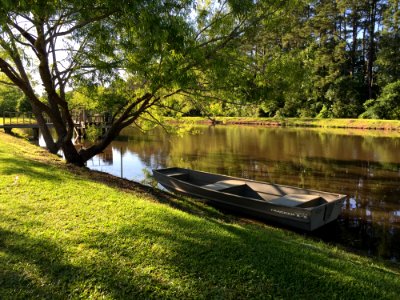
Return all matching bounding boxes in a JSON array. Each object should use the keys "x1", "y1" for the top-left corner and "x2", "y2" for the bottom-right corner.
[{"x1": 83, "y1": 125, "x2": 400, "y2": 261}]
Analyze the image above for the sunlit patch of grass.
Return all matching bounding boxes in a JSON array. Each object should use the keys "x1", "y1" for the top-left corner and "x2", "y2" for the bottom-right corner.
[
  {"x1": 0, "y1": 132, "x2": 399, "y2": 299},
  {"x1": 176, "y1": 117, "x2": 400, "y2": 133}
]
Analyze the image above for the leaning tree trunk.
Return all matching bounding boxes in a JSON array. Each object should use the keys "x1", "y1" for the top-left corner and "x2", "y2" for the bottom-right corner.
[
  {"x1": 31, "y1": 104, "x2": 59, "y2": 154},
  {"x1": 32, "y1": 105, "x2": 84, "y2": 166},
  {"x1": 62, "y1": 139, "x2": 85, "y2": 166},
  {"x1": 47, "y1": 102, "x2": 85, "y2": 166}
]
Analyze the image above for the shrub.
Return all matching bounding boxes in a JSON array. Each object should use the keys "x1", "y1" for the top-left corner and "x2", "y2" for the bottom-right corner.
[{"x1": 360, "y1": 80, "x2": 400, "y2": 120}]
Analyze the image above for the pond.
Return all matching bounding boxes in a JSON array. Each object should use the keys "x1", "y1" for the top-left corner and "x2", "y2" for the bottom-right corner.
[{"x1": 47, "y1": 125, "x2": 400, "y2": 261}]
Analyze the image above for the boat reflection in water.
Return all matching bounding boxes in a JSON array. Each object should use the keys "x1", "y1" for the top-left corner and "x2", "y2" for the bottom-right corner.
[{"x1": 82, "y1": 126, "x2": 399, "y2": 262}]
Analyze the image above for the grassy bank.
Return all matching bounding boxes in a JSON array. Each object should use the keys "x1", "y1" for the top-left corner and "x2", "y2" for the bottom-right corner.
[
  {"x1": 175, "y1": 117, "x2": 400, "y2": 130},
  {"x1": 1, "y1": 132, "x2": 399, "y2": 299}
]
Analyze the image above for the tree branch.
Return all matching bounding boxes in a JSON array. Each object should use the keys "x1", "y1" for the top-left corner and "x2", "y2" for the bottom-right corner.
[
  {"x1": 0, "y1": 57, "x2": 50, "y2": 113},
  {"x1": 194, "y1": 2, "x2": 230, "y2": 41},
  {"x1": 118, "y1": 93, "x2": 154, "y2": 127},
  {"x1": 0, "y1": 79, "x2": 17, "y2": 87},
  {"x1": 141, "y1": 111, "x2": 170, "y2": 132},
  {"x1": 45, "y1": 11, "x2": 116, "y2": 42},
  {"x1": 7, "y1": 17, "x2": 37, "y2": 46}
]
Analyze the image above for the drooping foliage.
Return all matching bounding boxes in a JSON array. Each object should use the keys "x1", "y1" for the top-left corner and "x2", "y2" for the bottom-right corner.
[{"x1": 0, "y1": 0, "x2": 284, "y2": 165}]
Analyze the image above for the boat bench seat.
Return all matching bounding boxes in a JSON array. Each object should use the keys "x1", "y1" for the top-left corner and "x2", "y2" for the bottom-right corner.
[
  {"x1": 166, "y1": 172, "x2": 190, "y2": 180},
  {"x1": 268, "y1": 194, "x2": 324, "y2": 207},
  {"x1": 203, "y1": 180, "x2": 246, "y2": 191}
]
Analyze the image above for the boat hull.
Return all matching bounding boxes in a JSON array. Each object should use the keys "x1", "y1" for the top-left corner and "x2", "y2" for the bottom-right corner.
[{"x1": 153, "y1": 167, "x2": 346, "y2": 231}]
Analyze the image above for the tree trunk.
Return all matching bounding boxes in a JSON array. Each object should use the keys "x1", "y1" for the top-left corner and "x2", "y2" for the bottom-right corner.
[
  {"x1": 31, "y1": 105, "x2": 59, "y2": 154},
  {"x1": 79, "y1": 121, "x2": 125, "y2": 162},
  {"x1": 62, "y1": 139, "x2": 85, "y2": 166},
  {"x1": 351, "y1": 7, "x2": 358, "y2": 77},
  {"x1": 367, "y1": 0, "x2": 377, "y2": 99}
]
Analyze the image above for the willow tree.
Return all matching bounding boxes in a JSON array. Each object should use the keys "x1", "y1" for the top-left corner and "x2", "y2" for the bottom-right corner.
[{"x1": 0, "y1": 0, "x2": 281, "y2": 165}]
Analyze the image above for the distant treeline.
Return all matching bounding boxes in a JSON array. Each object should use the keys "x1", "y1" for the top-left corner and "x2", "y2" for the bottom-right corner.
[
  {"x1": 181, "y1": 0, "x2": 400, "y2": 120},
  {"x1": 1, "y1": 1, "x2": 399, "y2": 120}
]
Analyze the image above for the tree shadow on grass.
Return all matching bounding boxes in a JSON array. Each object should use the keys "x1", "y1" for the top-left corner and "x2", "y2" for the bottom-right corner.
[
  {"x1": 0, "y1": 209, "x2": 167, "y2": 300},
  {"x1": 82, "y1": 212, "x2": 400, "y2": 299},
  {"x1": 1, "y1": 208, "x2": 399, "y2": 298},
  {"x1": 0, "y1": 157, "x2": 62, "y2": 182},
  {"x1": 0, "y1": 225, "x2": 200, "y2": 299},
  {"x1": 0, "y1": 228, "x2": 78, "y2": 299}
]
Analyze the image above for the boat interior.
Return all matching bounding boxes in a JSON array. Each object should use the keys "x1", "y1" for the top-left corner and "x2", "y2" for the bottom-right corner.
[{"x1": 160, "y1": 169, "x2": 330, "y2": 208}]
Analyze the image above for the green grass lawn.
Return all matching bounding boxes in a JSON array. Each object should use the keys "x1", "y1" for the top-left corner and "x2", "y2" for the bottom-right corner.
[
  {"x1": 0, "y1": 132, "x2": 399, "y2": 299},
  {"x1": 174, "y1": 116, "x2": 400, "y2": 131}
]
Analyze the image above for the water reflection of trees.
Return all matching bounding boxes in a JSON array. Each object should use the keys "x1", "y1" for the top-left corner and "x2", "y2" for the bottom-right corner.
[
  {"x1": 85, "y1": 146, "x2": 113, "y2": 166},
  {"x1": 108, "y1": 126, "x2": 400, "y2": 260}
]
